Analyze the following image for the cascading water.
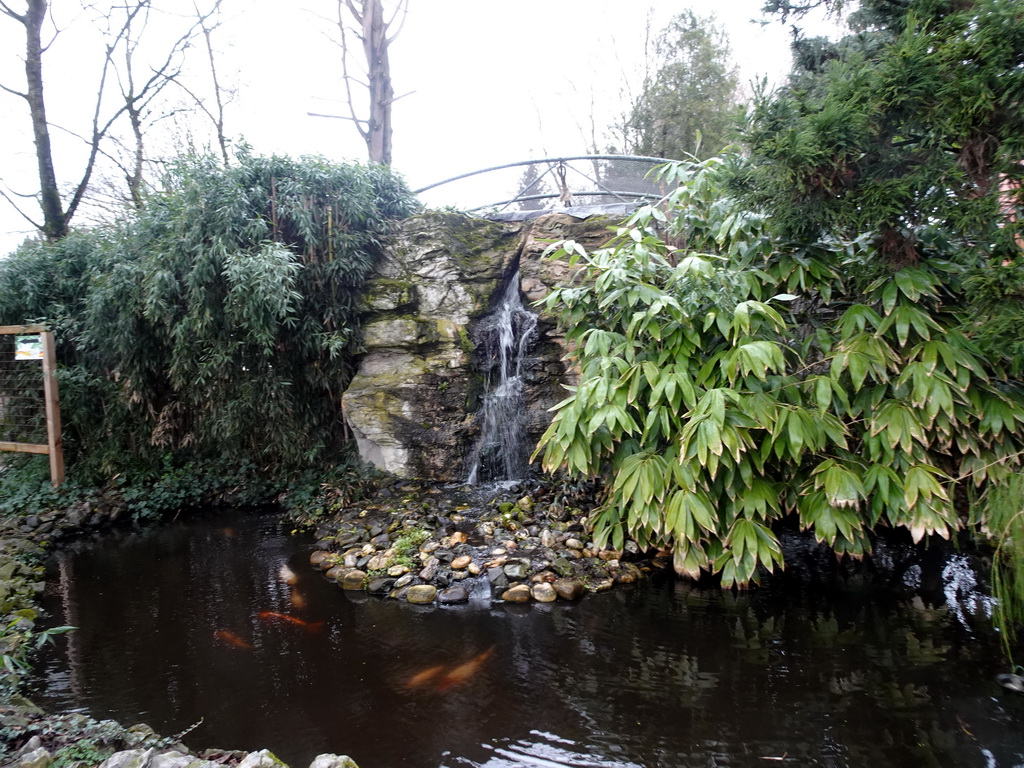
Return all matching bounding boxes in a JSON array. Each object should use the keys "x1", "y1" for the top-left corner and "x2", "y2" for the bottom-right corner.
[{"x1": 466, "y1": 270, "x2": 538, "y2": 484}]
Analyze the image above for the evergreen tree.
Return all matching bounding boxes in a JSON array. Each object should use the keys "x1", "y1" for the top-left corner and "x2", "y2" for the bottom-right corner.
[{"x1": 620, "y1": 11, "x2": 742, "y2": 161}]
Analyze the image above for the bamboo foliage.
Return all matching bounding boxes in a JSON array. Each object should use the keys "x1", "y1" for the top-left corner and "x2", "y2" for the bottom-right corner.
[
  {"x1": 536, "y1": 156, "x2": 1024, "y2": 587},
  {"x1": 0, "y1": 150, "x2": 417, "y2": 477}
]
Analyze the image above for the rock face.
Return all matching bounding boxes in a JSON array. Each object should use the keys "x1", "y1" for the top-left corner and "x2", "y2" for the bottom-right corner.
[{"x1": 342, "y1": 211, "x2": 613, "y2": 482}]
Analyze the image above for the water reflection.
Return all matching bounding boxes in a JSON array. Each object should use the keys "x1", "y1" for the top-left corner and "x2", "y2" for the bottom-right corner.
[{"x1": 31, "y1": 509, "x2": 1024, "y2": 768}]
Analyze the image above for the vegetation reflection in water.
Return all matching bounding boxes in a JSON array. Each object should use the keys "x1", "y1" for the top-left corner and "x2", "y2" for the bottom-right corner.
[{"x1": 31, "y1": 509, "x2": 1024, "y2": 768}]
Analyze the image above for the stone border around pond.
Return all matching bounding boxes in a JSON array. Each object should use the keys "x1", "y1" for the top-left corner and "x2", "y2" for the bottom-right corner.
[{"x1": 301, "y1": 480, "x2": 667, "y2": 606}]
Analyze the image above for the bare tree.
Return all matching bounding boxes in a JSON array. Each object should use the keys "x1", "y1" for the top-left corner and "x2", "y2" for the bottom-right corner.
[
  {"x1": 0, "y1": 0, "x2": 218, "y2": 238},
  {"x1": 107, "y1": 1, "x2": 220, "y2": 207},
  {"x1": 173, "y1": 0, "x2": 231, "y2": 165},
  {"x1": 1, "y1": 0, "x2": 68, "y2": 239},
  {"x1": 310, "y1": 0, "x2": 409, "y2": 166}
]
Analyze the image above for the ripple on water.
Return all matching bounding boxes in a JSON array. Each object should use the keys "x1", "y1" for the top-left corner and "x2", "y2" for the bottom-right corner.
[{"x1": 445, "y1": 730, "x2": 643, "y2": 768}]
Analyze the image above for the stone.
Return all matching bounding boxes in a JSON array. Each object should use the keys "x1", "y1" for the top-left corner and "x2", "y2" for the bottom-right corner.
[
  {"x1": 531, "y1": 583, "x2": 557, "y2": 602},
  {"x1": 451, "y1": 555, "x2": 472, "y2": 570},
  {"x1": 615, "y1": 563, "x2": 643, "y2": 584},
  {"x1": 99, "y1": 750, "x2": 222, "y2": 768},
  {"x1": 324, "y1": 566, "x2": 346, "y2": 581},
  {"x1": 501, "y1": 584, "x2": 532, "y2": 603},
  {"x1": 540, "y1": 530, "x2": 557, "y2": 549},
  {"x1": 406, "y1": 585, "x2": 437, "y2": 604},
  {"x1": 487, "y1": 567, "x2": 508, "y2": 590},
  {"x1": 517, "y1": 496, "x2": 534, "y2": 512},
  {"x1": 565, "y1": 538, "x2": 585, "y2": 551},
  {"x1": 438, "y1": 585, "x2": 470, "y2": 604},
  {"x1": 99, "y1": 749, "x2": 156, "y2": 768},
  {"x1": 237, "y1": 750, "x2": 288, "y2": 768},
  {"x1": 419, "y1": 557, "x2": 440, "y2": 581},
  {"x1": 587, "y1": 577, "x2": 615, "y2": 592},
  {"x1": 394, "y1": 574, "x2": 415, "y2": 589},
  {"x1": 15, "y1": 736, "x2": 43, "y2": 757},
  {"x1": 341, "y1": 570, "x2": 367, "y2": 590},
  {"x1": 308, "y1": 755, "x2": 360, "y2": 768},
  {"x1": 449, "y1": 531, "x2": 468, "y2": 545},
  {"x1": 387, "y1": 565, "x2": 410, "y2": 577},
  {"x1": 468, "y1": 562, "x2": 482, "y2": 575},
  {"x1": 366, "y1": 577, "x2": 396, "y2": 595},
  {"x1": 366, "y1": 555, "x2": 388, "y2": 571},
  {"x1": 151, "y1": 751, "x2": 221, "y2": 768},
  {"x1": 553, "y1": 578, "x2": 585, "y2": 601},
  {"x1": 12, "y1": 747, "x2": 51, "y2": 768},
  {"x1": 550, "y1": 557, "x2": 575, "y2": 578},
  {"x1": 503, "y1": 561, "x2": 529, "y2": 580}
]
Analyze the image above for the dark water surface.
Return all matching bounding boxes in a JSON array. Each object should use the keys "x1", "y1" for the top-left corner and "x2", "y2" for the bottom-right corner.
[{"x1": 31, "y1": 508, "x2": 1024, "y2": 768}]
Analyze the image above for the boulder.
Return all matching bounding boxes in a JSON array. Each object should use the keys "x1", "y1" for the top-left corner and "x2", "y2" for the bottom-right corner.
[
  {"x1": 341, "y1": 570, "x2": 367, "y2": 590},
  {"x1": 308, "y1": 756, "x2": 360, "y2": 768},
  {"x1": 406, "y1": 585, "x2": 437, "y2": 604},
  {"x1": 438, "y1": 585, "x2": 470, "y2": 604},
  {"x1": 501, "y1": 584, "x2": 532, "y2": 603},
  {"x1": 341, "y1": 212, "x2": 613, "y2": 481},
  {"x1": 237, "y1": 750, "x2": 288, "y2": 768},
  {"x1": 12, "y1": 747, "x2": 51, "y2": 768},
  {"x1": 531, "y1": 583, "x2": 557, "y2": 603},
  {"x1": 553, "y1": 578, "x2": 585, "y2": 601}
]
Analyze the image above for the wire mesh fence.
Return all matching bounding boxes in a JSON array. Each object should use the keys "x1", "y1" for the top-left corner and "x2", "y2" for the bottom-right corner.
[
  {"x1": 0, "y1": 326, "x2": 64, "y2": 485},
  {"x1": 0, "y1": 333, "x2": 48, "y2": 447}
]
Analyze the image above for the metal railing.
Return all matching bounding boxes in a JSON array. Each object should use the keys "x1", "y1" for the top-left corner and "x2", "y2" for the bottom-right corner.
[{"x1": 415, "y1": 154, "x2": 677, "y2": 214}]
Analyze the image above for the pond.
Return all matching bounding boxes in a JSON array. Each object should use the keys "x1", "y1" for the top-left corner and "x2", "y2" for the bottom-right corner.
[{"x1": 31, "y1": 508, "x2": 1024, "y2": 767}]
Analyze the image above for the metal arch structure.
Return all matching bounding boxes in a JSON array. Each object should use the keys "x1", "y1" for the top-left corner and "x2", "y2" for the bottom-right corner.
[{"x1": 414, "y1": 154, "x2": 680, "y2": 214}]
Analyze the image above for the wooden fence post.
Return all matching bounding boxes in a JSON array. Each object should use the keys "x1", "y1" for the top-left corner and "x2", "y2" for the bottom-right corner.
[{"x1": 41, "y1": 330, "x2": 64, "y2": 486}]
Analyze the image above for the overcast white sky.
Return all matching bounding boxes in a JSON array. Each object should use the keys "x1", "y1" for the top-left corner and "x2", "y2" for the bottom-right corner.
[{"x1": 0, "y1": 0, "x2": 841, "y2": 252}]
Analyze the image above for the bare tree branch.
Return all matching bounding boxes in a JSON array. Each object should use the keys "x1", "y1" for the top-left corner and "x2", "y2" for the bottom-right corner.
[
  {"x1": 0, "y1": 81, "x2": 28, "y2": 99},
  {"x1": 0, "y1": 1, "x2": 25, "y2": 21},
  {"x1": 321, "y1": 0, "x2": 403, "y2": 164},
  {"x1": 0, "y1": 185, "x2": 42, "y2": 231},
  {"x1": 384, "y1": 0, "x2": 409, "y2": 45},
  {"x1": 335, "y1": 1, "x2": 369, "y2": 144},
  {"x1": 193, "y1": 0, "x2": 229, "y2": 163},
  {"x1": 306, "y1": 111, "x2": 368, "y2": 125}
]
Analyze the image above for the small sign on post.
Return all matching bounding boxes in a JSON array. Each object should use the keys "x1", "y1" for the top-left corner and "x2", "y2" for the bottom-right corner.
[
  {"x1": 0, "y1": 324, "x2": 64, "y2": 486},
  {"x1": 15, "y1": 334, "x2": 43, "y2": 360}
]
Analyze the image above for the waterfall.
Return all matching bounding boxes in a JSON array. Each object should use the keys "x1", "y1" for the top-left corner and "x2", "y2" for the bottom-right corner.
[{"x1": 466, "y1": 271, "x2": 538, "y2": 484}]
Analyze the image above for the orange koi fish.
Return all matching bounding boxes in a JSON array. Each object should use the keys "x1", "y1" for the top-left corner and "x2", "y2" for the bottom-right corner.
[
  {"x1": 214, "y1": 629, "x2": 253, "y2": 650},
  {"x1": 404, "y1": 664, "x2": 445, "y2": 689},
  {"x1": 437, "y1": 647, "x2": 495, "y2": 690},
  {"x1": 258, "y1": 611, "x2": 325, "y2": 632},
  {"x1": 279, "y1": 564, "x2": 299, "y2": 585}
]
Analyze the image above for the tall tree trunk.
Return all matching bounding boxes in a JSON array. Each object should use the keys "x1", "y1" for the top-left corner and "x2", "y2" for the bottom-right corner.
[
  {"x1": 24, "y1": 0, "x2": 67, "y2": 240},
  {"x1": 360, "y1": 0, "x2": 393, "y2": 165}
]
